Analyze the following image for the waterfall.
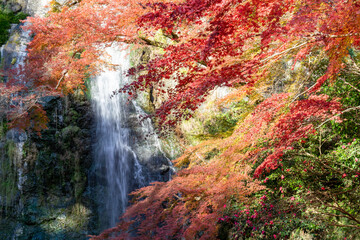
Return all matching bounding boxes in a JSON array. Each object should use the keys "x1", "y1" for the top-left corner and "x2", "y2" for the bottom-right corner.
[
  {"x1": 91, "y1": 46, "x2": 146, "y2": 228},
  {"x1": 1, "y1": 22, "x2": 33, "y2": 198}
]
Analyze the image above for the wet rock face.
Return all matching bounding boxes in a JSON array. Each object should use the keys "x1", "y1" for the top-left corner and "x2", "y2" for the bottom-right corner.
[
  {"x1": 124, "y1": 104, "x2": 171, "y2": 179},
  {"x1": 3, "y1": 2, "x2": 22, "y2": 12},
  {"x1": 6, "y1": 128, "x2": 27, "y2": 143},
  {"x1": 10, "y1": 3, "x2": 22, "y2": 12},
  {"x1": 0, "y1": 94, "x2": 97, "y2": 240},
  {"x1": 1, "y1": 0, "x2": 51, "y2": 16},
  {"x1": 1, "y1": 24, "x2": 27, "y2": 75},
  {"x1": 1, "y1": 1, "x2": 24, "y2": 13}
]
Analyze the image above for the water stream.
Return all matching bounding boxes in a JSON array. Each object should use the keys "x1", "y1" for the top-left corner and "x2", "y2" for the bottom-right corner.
[
  {"x1": 1, "y1": 21, "x2": 32, "y2": 197},
  {"x1": 91, "y1": 46, "x2": 147, "y2": 228}
]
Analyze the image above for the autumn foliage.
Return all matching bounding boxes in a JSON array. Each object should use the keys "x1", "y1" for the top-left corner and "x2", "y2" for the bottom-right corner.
[
  {"x1": 124, "y1": 0, "x2": 360, "y2": 127},
  {"x1": 2, "y1": 0, "x2": 360, "y2": 238}
]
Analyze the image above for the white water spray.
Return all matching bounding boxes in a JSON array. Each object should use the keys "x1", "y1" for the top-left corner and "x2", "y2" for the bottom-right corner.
[{"x1": 91, "y1": 46, "x2": 146, "y2": 228}]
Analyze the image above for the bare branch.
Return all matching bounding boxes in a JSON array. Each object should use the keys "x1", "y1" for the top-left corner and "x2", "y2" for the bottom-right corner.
[
  {"x1": 341, "y1": 78, "x2": 360, "y2": 93},
  {"x1": 316, "y1": 106, "x2": 360, "y2": 129},
  {"x1": 55, "y1": 70, "x2": 68, "y2": 90},
  {"x1": 260, "y1": 41, "x2": 309, "y2": 63},
  {"x1": 138, "y1": 36, "x2": 168, "y2": 49}
]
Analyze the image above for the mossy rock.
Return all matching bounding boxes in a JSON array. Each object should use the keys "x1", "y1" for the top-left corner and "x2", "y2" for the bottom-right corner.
[
  {"x1": 0, "y1": 8, "x2": 28, "y2": 45},
  {"x1": 61, "y1": 126, "x2": 80, "y2": 140}
]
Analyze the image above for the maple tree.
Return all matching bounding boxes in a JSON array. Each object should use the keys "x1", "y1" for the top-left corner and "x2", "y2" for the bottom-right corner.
[
  {"x1": 2, "y1": 0, "x2": 360, "y2": 238},
  {"x1": 124, "y1": 0, "x2": 360, "y2": 128}
]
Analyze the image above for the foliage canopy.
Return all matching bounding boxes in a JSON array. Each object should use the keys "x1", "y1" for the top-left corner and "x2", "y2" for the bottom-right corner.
[{"x1": 2, "y1": 0, "x2": 360, "y2": 239}]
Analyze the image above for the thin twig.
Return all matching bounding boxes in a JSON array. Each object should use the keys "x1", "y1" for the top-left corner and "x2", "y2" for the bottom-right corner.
[
  {"x1": 342, "y1": 78, "x2": 360, "y2": 93},
  {"x1": 55, "y1": 70, "x2": 68, "y2": 89},
  {"x1": 317, "y1": 106, "x2": 360, "y2": 129},
  {"x1": 318, "y1": 32, "x2": 360, "y2": 39},
  {"x1": 195, "y1": 153, "x2": 205, "y2": 163},
  {"x1": 260, "y1": 41, "x2": 309, "y2": 63}
]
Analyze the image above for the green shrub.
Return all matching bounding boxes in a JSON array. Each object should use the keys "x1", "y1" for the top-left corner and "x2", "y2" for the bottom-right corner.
[{"x1": 0, "y1": 9, "x2": 28, "y2": 46}]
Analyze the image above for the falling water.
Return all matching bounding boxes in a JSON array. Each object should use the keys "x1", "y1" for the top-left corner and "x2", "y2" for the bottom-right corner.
[
  {"x1": 91, "y1": 46, "x2": 146, "y2": 228},
  {"x1": 1, "y1": 21, "x2": 33, "y2": 195},
  {"x1": 133, "y1": 103, "x2": 175, "y2": 176}
]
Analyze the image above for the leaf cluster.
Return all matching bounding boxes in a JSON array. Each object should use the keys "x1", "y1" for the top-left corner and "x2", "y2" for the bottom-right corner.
[{"x1": 0, "y1": 5, "x2": 28, "y2": 45}]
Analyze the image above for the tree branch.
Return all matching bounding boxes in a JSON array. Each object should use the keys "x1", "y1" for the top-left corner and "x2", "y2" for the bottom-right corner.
[
  {"x1": 341, "y1": 78, "x2": 360, "y2": 93},
  {"x1": 316, "y1": 105, "x2": 360, "y2": 129},
  {"x1": 139, "y1": 36, "x2": 167, "y2": 49},
  {"x1": 55, "y1": 70, "x2": 68, "y2": 89},
  {"x1": 260, "y1": 41, "x2": 309, "y2": 63},
  {"x1": 306, "y1": 32, "x2": 360, "y2": 39}
]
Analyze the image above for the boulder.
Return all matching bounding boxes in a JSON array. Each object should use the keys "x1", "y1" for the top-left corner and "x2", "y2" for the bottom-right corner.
[{"x1": 10, "y1": 3, "x2": 22, "y2": 13}]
